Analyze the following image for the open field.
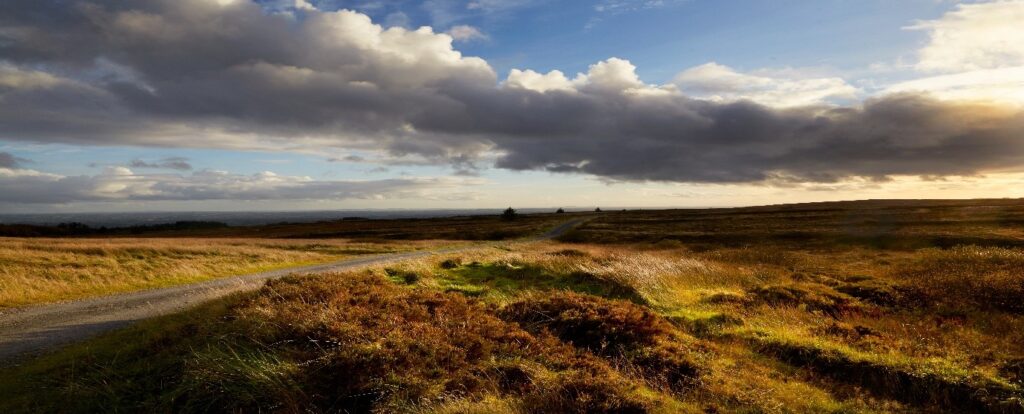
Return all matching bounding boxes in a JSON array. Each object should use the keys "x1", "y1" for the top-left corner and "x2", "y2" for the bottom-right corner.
[
  {"x1": 0, "y1": 238, "x2": 440, "y2": 308},
  {"x1": 1, "y1": 200, "x2": 1023, "y2": 412}
]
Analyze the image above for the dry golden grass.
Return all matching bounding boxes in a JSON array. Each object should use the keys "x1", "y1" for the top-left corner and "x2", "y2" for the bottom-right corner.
[
  {"x1": 3, "y1": 202, "x2": 1024, "y2": 413},
  {"x1": 0, "y1": 237, "x2": 438, "y2": 308},
  {"x1": 364, "y1": 240, "x2": 1023, "y2": 411}
]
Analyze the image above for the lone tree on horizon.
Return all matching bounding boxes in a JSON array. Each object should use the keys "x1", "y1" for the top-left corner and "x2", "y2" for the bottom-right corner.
[
  {"x1": 502, "y1": 207, "x2": 518, "y2": 220},
  {"x1": 556, "y1": 208, "x2": 565, "y2": 214},
  {"x1": 595, "y1": 207, "x2": 602, "y2": 212}
]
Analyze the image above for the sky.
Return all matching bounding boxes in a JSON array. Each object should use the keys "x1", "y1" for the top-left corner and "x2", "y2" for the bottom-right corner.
[{"x1": 1, "y1": 0, "x2": 1024, "y2": 212}]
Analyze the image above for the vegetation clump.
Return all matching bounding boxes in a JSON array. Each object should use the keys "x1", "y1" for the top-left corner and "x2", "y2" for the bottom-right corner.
[
  {"x1": 747, "y1": 283, "x2": 864, "y2": 316},
  {"x1": 547, "y1": 248, "x2": 590, "y2": 257},
  {"x1": 439, "y1": 258, "x2": 462, "y2": 269},
  {"x1": 499, "y1": 292, "x2": 704, "y2": 390},
  {"x1": 501, "y1": 207, "x2": 518, "y2": 221},
  {"x1": 834, "y1": 278, "x2": 908, "y2": 307}
]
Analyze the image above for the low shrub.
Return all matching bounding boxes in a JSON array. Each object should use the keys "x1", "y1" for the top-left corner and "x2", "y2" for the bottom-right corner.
[
  {"x1": 499, "y1": 292, "x2": 703, "y2": 390},
  {"x1": 402, "y1": 271, "x2": 420, "y2": 284},
  {"x1": 439, "y1": 258, "x2": 462, "y2": 269}
]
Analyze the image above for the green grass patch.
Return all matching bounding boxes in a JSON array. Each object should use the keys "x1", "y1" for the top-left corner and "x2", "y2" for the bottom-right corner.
[{"x1": 434, "y1": 261, "x2": 646, "y2": 304}]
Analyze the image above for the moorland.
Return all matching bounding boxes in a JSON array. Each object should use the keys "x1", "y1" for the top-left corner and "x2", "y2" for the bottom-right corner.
[{"x1": 1, "y1": 199, "x2": 1023, "y2": 413}]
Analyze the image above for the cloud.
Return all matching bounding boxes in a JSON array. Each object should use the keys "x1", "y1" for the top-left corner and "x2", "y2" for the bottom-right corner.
[
  {"x1": 890, "y1": 1, "x2": 1024, "y2": 105},
  {"x1": 906, "y1": 0, "x2": 1024, "y2": 73},
  {"x1": 128, "y1": 157, "x2": 193, "y2": 170},
  {"x1": 0, "y1": 0, "x2": 1023, "y2": 188},
  {"x1": 505, "y1": 69, "x2": 579, "y2": 93},
  {"x1": 883, "y1": 66, "x2": 1024, "y2": 105},
  {"x1": 588, "y1": 0, "x2": 687, "y2": 28},
  {"x1": 672, "y1": 62, "x2": 861, "y2": 107},
  {"x1": 0, "y1": 165, "x2": 477, "y2": 204},
  {"x1": 446, "y1": 25, "x2": 487, "y2": 42},
  {"x1": 480, "y1": 92, "x2": 1024, "y2": 183},
  {"x1": 0, "y1": 151, "x2": 29, "y2": 168}
]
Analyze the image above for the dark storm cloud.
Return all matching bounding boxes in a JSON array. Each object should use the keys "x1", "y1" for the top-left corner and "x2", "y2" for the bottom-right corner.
[
  {"x1": 1, "y1": 0, "x2": 1023, "y2": 184},
  {"x1": 465, "y1": 93, "x2": 1024, "y2": 183}
]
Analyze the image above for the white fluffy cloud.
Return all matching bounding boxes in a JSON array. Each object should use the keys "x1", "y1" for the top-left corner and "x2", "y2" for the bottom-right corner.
[
  {"x1": 907, "y1": 0, "x2": 1024, "y2": 72},
  {"x1": 672, "y1": 62, "x2": 860, "y2": 107},
  {"x1": 891, "y1": 0, "x2": 1024, "y2": 105},
  {"x1": 504, "y1": 58, "x2": 673, "y2": 96},
  {"x1": 884, "y1": 66, "x2": 1024, "y2": 105},
  {"x1": 504, "y1": 69, "x2": 578, "y2": 93}
]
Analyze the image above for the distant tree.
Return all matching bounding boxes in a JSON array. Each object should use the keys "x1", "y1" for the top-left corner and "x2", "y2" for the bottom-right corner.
[
  {"x1": 502, "y1": 207, "x2": 518, "y2": 220},
  {"x1": 556, "y1": 208, "x2": 565, "y2": 214},
  {"x1": 594, "y1": 207, "x2": 602, "y2": 212}
]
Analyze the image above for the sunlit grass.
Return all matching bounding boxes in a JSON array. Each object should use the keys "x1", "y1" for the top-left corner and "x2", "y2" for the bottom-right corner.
[
  {"x1": 3, "y1": 203, "x2": 1024, "y2": 412},
  {"x1": 0, "y1": 237, "x2": 437, "y2": 307}
]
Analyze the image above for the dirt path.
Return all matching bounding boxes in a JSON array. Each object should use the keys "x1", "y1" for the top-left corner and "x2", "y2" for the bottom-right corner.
[{"x1": 0, "y1": 218, "x2": 586, "y2": 365}]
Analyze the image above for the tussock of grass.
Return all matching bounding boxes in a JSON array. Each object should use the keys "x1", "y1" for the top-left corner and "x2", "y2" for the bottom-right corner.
[
  {"x1": 834, "y1": 278, "x2": 908, "y2": 307},
  {"x1": 499, "y1": 292, "x2": 705, "y2": 392},
  {"x1": 746, "y1": 283, "x2": 866, "y2": 316}
]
